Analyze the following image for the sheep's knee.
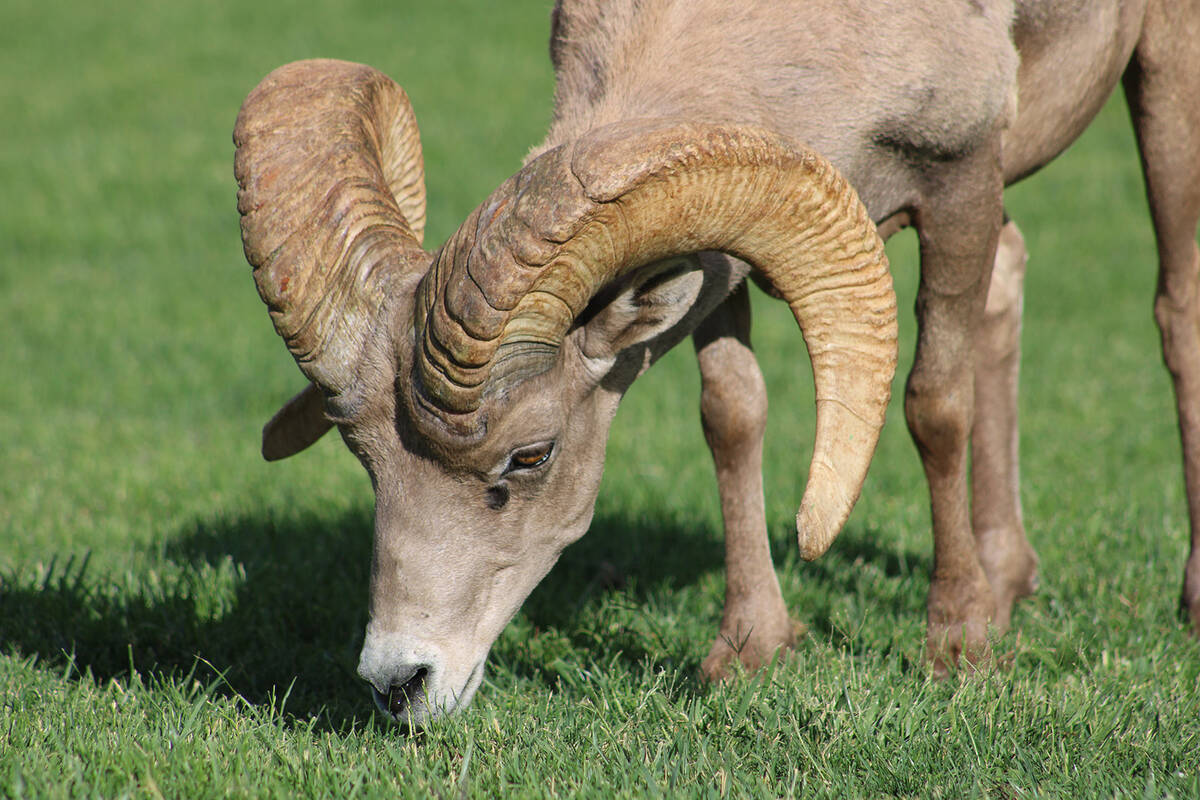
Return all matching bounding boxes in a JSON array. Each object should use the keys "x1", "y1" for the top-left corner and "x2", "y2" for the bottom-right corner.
[
  {"x1": 699, "y1": 340, "x2": 767, "y2": 457},
  {"x1": 905, "y1": 370, "x2": 973, "y2": 473},
  {"x1": 1153, "y1": 242, "x2": 1200, "y2": 380}
]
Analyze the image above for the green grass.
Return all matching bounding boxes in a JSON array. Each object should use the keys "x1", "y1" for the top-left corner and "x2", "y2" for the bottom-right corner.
[{"x1": 2, "y1": 0, "x2": 1198, "y2": 796}]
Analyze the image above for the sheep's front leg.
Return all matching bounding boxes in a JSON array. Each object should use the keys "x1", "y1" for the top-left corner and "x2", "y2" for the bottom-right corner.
[
  {"x1": 971, "y1": 218, "x2": 1039, "y2": 632},
  {"x1": 693, "y1": 282, "x2": 799, "y2": 680},
  {"x1": 907, "y1": 146, "x2": 1005, "y2": 675}
]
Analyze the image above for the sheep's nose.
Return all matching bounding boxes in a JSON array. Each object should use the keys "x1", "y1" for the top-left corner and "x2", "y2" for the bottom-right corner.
[{"x1": 367, "y1": 665, "x2": 429, "y2": 719}]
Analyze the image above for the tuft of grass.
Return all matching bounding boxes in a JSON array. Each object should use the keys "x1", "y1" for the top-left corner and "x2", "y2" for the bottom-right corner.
[{"x1": 2, "y1": 0, "x2": 1199, "y2": 796}]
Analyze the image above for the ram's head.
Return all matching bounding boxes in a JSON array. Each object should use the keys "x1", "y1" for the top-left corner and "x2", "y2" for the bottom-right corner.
[{"x1": 235, "y1": 60, "x2": 896, "y2": 728}]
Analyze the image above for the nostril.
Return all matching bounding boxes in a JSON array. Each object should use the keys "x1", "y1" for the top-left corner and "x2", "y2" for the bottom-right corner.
[{"x1": 386, "y1": 666, "x2": 429, "y2": 717}]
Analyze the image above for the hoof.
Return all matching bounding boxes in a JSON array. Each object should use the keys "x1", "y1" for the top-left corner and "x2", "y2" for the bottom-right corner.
[
  {"x1": 976, "y1": 526, "x2": 1039, "y2": 634},
  {"x1": 701, "y1": 618, "x2": 804, "y2": 682},
  {"x1": 926, "y1": 621, "x2": 995, "y2": 679},
  {"x1": 926, "y1": 571, "x2": 997, "y2": 678}
]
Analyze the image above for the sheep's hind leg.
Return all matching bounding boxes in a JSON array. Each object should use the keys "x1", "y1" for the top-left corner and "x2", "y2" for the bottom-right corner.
[
  {"x1": 971, "y1": 218, "x2": 1039, "y2": 633},
  {"x1": 1124, "y1": 0, "x2": 1200, "y2": 633},
  {"x1": 693, "y1": 281, "x2": 799, "y2": 680}
]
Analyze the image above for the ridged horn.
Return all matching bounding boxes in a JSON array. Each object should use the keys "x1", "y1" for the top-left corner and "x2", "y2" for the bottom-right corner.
[
  {"x1": 234, "y1": 59, "x2": 429, "y2": 399},
  {"x1": 416, "y1": 119, "x2": 898, "y2": 559}
]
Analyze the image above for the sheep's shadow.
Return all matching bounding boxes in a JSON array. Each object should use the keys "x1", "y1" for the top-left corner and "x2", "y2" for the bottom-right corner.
[
  {"x1": 0, "y1": 509, "x2": 376, "y2": 729},
  {"x1": 0, "y1": 503, "x2": 924, "y2": 730},
  {"x1": 0, "y1": 505, "x2": 725, "y2": 728},
  {"x1": 793, "y1": 526, "x2": 929, "y2": 649}
]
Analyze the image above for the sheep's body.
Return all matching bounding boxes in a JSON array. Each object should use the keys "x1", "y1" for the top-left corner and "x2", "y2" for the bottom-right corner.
[
  {"x1": 544, "y1": 0, "x2": 1142, "y2": 220},
  {"x1": 237, "y1": 0, "x2": 1200, "y2": 725},
  {"x1": 542, "y1": 0, "x2": 1200, "y2": 673},
  {"x1": 543, "y1": 0, "x2": 1018, "y2": 218}
]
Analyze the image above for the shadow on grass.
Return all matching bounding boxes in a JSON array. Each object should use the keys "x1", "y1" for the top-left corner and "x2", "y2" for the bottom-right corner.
[
  {"x1": 0, "y1": 505, "x2": 927, "y2": 730},
  {"x1": 793, "y1": 525, "x2": 929, "y2": 659},
  {"x1": 0, "y1": 509, "x2": 375, "y2": 729}
]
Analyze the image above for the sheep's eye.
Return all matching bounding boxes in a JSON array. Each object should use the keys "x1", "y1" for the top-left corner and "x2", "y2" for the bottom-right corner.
[{"x1": 507, "y1": 442, "x2": 553, "y2": 472}]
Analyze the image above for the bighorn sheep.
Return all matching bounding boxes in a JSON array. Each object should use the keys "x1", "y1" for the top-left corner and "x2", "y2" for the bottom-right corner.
[{"x1": 234, "y1": 0, "x2": 1200, "y2": 727}]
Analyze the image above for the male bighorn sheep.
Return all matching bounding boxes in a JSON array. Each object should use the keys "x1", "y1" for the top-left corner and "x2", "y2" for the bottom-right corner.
[{"x1": 235, "y1": 0, "x2": 1200, "y2": 727}]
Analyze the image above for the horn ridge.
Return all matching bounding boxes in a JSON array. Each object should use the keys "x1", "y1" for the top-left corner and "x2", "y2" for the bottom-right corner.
[
  {"x1": 415, "y1": 117, "x2": 897, "y2": 556},
  {"x1": 235, "y1": 59, "x2": 429, "y2": 398}
]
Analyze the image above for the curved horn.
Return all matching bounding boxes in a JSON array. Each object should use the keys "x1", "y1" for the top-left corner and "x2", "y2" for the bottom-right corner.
[
  {"x1": 417, "y1": 119, "x2": 898, "y2": 559},
  {"x1": 234, "y1": 59, "x2": 429, "y2": 399}
]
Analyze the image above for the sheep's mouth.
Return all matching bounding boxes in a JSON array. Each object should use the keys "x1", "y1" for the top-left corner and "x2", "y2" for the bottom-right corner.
[{"x1": 369, "y1": 660, "x2": 485, "y2": 727}]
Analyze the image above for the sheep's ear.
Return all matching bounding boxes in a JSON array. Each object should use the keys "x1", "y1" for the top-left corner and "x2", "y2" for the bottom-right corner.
[
  {"x1": 262, "y1": 383, "x2": 334, "y2": 461},
  {"x1": 580, "y1": 257, "x2": 704, "y2": 365}
]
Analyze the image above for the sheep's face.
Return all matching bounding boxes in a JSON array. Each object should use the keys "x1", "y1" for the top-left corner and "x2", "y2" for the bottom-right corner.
[
  {"x1": 349, "y1": 349, "x2": 616, "y2": 727},
  {"x1": 324, "y1": 262, "x2": 708, "y2": 728}
]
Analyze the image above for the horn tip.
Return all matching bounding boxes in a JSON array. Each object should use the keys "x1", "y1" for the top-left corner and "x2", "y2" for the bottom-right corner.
[{"x1": 795, "y1": 506, "x2": 836, "y2": 562}]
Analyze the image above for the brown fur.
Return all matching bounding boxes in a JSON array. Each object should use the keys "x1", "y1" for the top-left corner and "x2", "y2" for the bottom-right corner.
[{"x1": 539, "y1": 0, "x2": 1200, "y2": 671}]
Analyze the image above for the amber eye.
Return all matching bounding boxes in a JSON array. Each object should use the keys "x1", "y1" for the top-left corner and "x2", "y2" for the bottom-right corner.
[{"x1": 507, "y1": 442, "x2": 554, "y2": 472}]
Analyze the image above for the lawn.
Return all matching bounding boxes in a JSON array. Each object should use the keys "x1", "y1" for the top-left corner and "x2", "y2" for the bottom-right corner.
[{"x1": 2, "y1": 0, "x2": 1198, "y2": 796}]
